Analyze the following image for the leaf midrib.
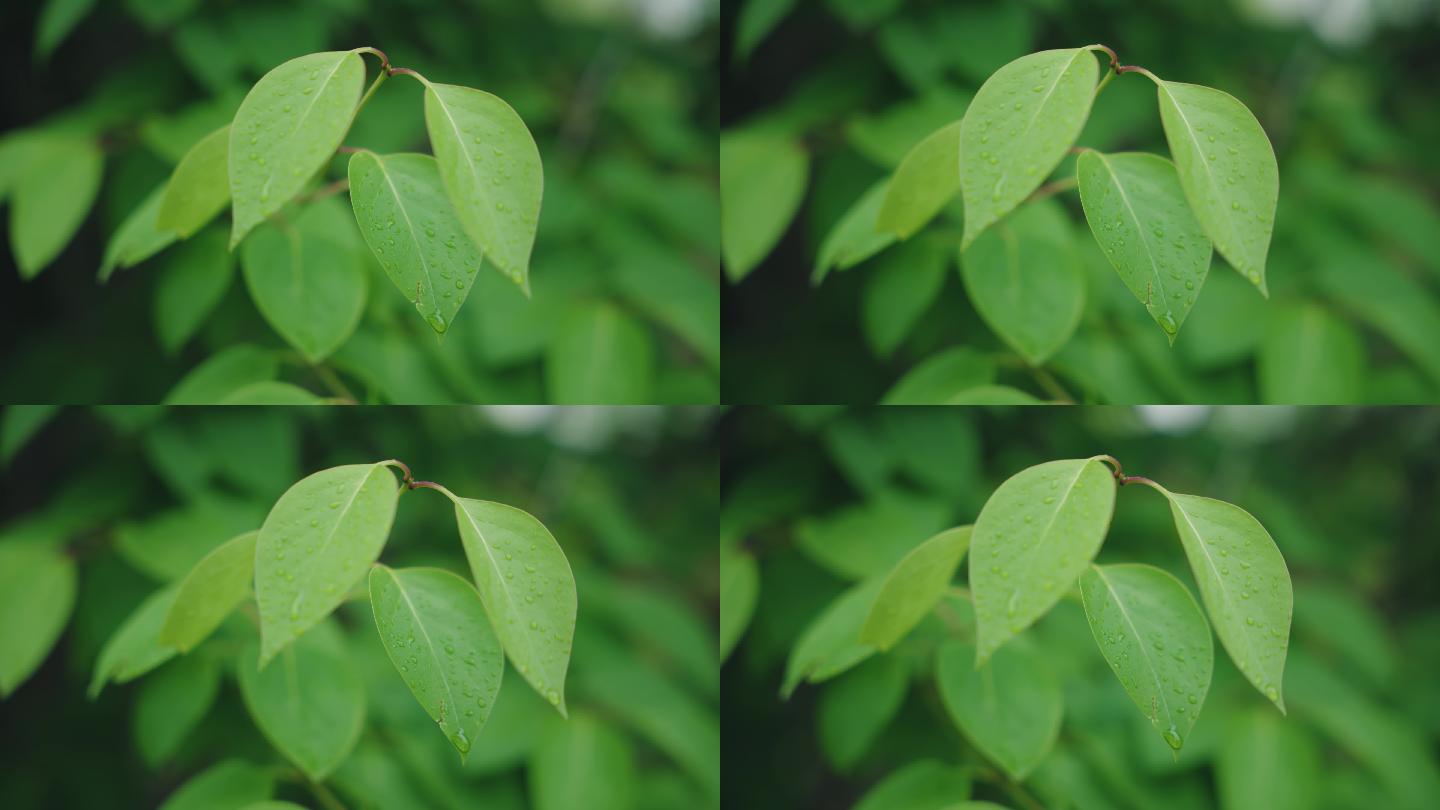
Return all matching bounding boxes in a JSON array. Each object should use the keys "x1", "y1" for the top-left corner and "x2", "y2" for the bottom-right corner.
[
  {"x1": 1172, "y1": 498, "x2": 1265, "y2": 682},
  {"x1": 372, "y1": 156, "x2": 441, "y2": 323},
  {"x1": 429, "y1": 87, "x2": 503, "y2": 268},
  {"x1": 456, "y1": 503, "x2": 528, "y2": 660},
  {"x1": 995, "y1": 49, "x2": 1086, "y2": 202},
  {"x1": 1093, "y1": 566, "x2": 1174, "y2": 730},
  {"x1": 1160, "y1": 85, "x2": 1239, "y2": 260},
  {"x1": 1096, "y1": 153, "x2": 1169, "y2": 311},
  {"x1": 283, "y1": 466, "x2": 375, "y2": 633},
  {"x1": 384, "y1": 569, "x2": 460, "y2": 738}
]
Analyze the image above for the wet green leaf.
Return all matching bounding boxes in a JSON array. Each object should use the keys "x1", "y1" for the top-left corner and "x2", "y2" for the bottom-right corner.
[
  {"x1": 158, "y1": 125, "x2": 231, "y2": 238},
  {"x1": 781, "y1": 576, "x2": 885, "y2": 698},
  {"x1": 160, "y1": 530, "x2": 257, "y2": 653},
  {"x1": 876, "y1": 120, "x2": 960, "y2": 239},
  {"x1": 8, "y1": 135, "x2": 102, "y2": 279},
  {"x1": 157, "y1": 759, "x2": 274, "y2": 810},
  {"x1": 814, "y1": 178, "x2": 896, "y2": 284},
  {"x1": 254, "y1": 462, "x2": 399, "y2": 667},
  {"x1": 720, "y1": 130, "x2": 809, "y2": 282},
  {"x1": 153, "y1": 226, "x2": 234, "y2": 355},
  {"x1": 423, "y1": 82, "x2": 542, "y2": 290},
  {"x1": 528, "y1": 713, "x2": 635, "y2": 810},
  {"x1": 229, "y1": 51, "x2": 365, "y2": 247},
  {"x1": 719, "y1": 544, "x2": 758, "y2": 663},
  {"x1": 1156, "y1": 81, "x2": 1277, "y2": 294},
  {"x1": 545, "y1": 302, "x2": 654, "y2": 404},
  {"x1": 937, "y1": 638, "x2": 1061, "y2": 780},
  {"x1": 0, "y1": 541, "x2": 76, "y2": 696},
  {"x1": 881, "y1": 347, "x2": 997, "y2": 404},
  {"x1": 368, "y1": 565, "x2": 505, "y2": 759},
  {"x1": 236, "y1": 635, "x2": 364, "y2": 781},
  {"x1": 1217, "y1": 707, "x2": 1319, "y2": 810},
  {"x1": 1257, "y1": 303, "x2": 1364, "y2": 403},
  {"x1": 817, "y1": 655, "x2": 909, "y2": 770},
  {"x1": 959, "y1": 48, "x2": 1099, "y2": 249},
  {"x1": 163, "y1": 345, "x2": 279, "y2": 405},
  {"x1": 971, "y1": 457, "x2": 1115, "y2": 665},
  {"x1": 134, "y1": 655, "x2": 221, "y2": 765},
  {"x1": 860, "y1": 526, "x2": 971, "y2": 650},
  {"x1": 98, "y1": 181, "x2": 180, "y2": 281},
  {"x1": 1076, "y1": 151, "x2": 1212, "y2": 342},
  {"x1": 1164, "y1": 490, "x2": 1291, "y2": 712},
  {"x1": 852, "y1": 760, "x2": 972, "y2": 810},
  {"x1": 1079, "y1": 563, "x2": 1213, "y2": 751},
  {"x1": 450, "y1": 496, "x2": 576, "y2": 716},
  {"x1": 90, "y1": 584, "x2": 180, "y2": 697}
]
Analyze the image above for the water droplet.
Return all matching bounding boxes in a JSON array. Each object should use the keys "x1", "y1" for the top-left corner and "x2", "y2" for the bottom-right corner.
[
  {"x1": 1265, "y1": 686, "x2": 1278, "y2": 701},
  {"x1": 1162, "y1": 727, "x2": 1183, "y2": 750},
  {"x1": 1158, "y1": 313, "x2": 1178, "y2": 335}
]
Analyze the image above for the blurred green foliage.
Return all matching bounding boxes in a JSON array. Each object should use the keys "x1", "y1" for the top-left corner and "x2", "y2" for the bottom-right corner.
[
  {"x1": 0, "y1": 404, "x2": 719, "y2": 808},
  {"x1": 722, "y1": 405, "x2": 1440, "y2": 809},
  {"x1": 0, "y1": 0, "x2": 718, "y2": 404},
  {"x1": 722, "y1": 0, "x2": 1440, "y2": 404}
]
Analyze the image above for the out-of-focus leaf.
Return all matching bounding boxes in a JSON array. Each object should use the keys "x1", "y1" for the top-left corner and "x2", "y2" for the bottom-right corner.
[
  {"x1": 1314, "y1": 255, "x2": 1440, "y2": 389},
  {"x1": 236, "y1": 635, "x2": 365, "y2": 781},
  {"x1": 847, "y1": 89, "x2": 970, "y2": 168},
  {"x1": 156, "y1": 760, "x2": 274, "y2": 810},
  {"x1": 10, "y1": 136, "x2": 103, "y2": 279},
  {"x1": 818, "y1": 655, "x2": 908, "y2": 770},
  {"x1": 545, "y1": 302, "x2": 654, "y2": 404},
  {"x1": 163, "y1": 345, "x2": 279, "y2": 405},
  {"x1": 1176, "y1": 268, "x2": 1270, "y2": 369},
  {"x1": 528, "y1": 713, "x2": 635, "y2": 810},
  {"x1": 881, "y1": 347, "x2": 997, "y2": 404},
  {"x1": 219, "y1": 382, "x2": 325, "y2": 405},
  {"x1": 795, "y1": 490, "x2": 951, "y2": 581},
  {"x1": 157, "y1": 125, "x2": 231, "y2": 238},
  {"x1": 1217, "y1": 707, "x2": 1320, "y2": 810},
  {"x1": 947, "y1": 386, "x2": 1047, "y2": 404},
  {"x1": 720, "y1": 130, "x2": 809, "y2": 282},
  {"x1": 814, "y1": 178, "x2": 896, "y2": 284},
  {"x1": 35, "y1": 0, "x2": 97, "y2": 58},
  {"x1": 134, "y1": 655, "x2": 221, "y2": 765},
  {"x1": 852, "y1": 759, "x2": 972, "y2": 810},
  {"x1": 937, "y1": 638, "x2": 1061, "y2": 780},
  {"x1": 876, "y1": 121, "x2": 961, "y2": 239},
  {"x1": 1, "y1": 405, "x2": 60, "y2": 466},
  {"x1": 861, "y1": 236, "x2": 948, "y2": 358},
  {"x1": 734, "y1": 0, "x2": 798, "y2": 62},
  {"x1": 114, "y1": 495, "x2": 262, "y2": 582},
  {"x1": 90, "y1": 584, "x2": 180, "y2": 697},
  {"x1": 0, "y1": 541, "x2": 77, "y2": 697},
  {"x1": 160, "y1": 531, "x2": 257, "y2": 653},
  {"x1": 1292, "y1": 582, "x2": 1395, "y2": 691},
  {"x1": 1257, "y1": 303, "x2": 1364, "y2": 404},
  {"x1": 781, "y1": 576, "x2": 884, "y2": 698},
  {"x1": 98, "y1": 180, "x2": 179, "y2": 281},
  {"x1": 153, "y1": 226, "x2": 235, "y2": 354},
  {"x1": 860, "y1": 526, "x2": 970, "y2": 650}
]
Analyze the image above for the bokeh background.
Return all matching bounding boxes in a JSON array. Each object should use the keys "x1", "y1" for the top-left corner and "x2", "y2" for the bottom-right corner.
[
  {"x1": 722, "y1": 0, "x2": 1440, "y2": 404},
  {"x1": 722, "y1": 405, "x2": 1440, "y2": 808},
  {"x1": 0, "y1": 0, "x2": 719, "y2": 404},
  {"x1": 0, "y1": 405, "x2": 719, "y2": 808}
]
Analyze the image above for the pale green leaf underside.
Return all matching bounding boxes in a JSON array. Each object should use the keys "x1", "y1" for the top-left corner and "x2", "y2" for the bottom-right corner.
[
  {"x1": 720, "y1": 130, "x2": 809, "y2": 282},
  {"x1": 236, "y1": 636, "x2": 364, "y2": 781},
  {"x1": 937, "y1": 639, "x2": 1061, "y2": 780},
  {"x1": 90, "y1": 584, "x2": 180, "y2": 697},
  {"x1": 960, "y1": 47, "x2": 1098, "y2": 249},
  {"x1": 781, "y1": 576, "x2": 885, "y2": 698},
  {"x1": 160, "y1": 530, "x2": 258, "y2": 653},
  {"x1": 10, "y1": 135, "x2": 103, "y2": 279},
  {"x1": 970, "y1": 457, "x2": 1115, "y2": 666},
  {"x1": 860, "y1": 526, "x2": 972, "y2": 651},
  {"x1": 1257, "y1": 303, "x2": 1364, "y2": 404},
  {"x1": 368, "y1": 565, "x2": 505, "y2": 759},
  {"x1": 99, "y1": 180, "x2": 179, "y2": 282},
  {"x1": 719, "y1": 544, "x2": 758, "y2": 663},
  {"x1": 1166, "y1": 491, "x2": 1291, "y2": 712},
  {"x1": 0, "y1": 542, "x2": 76, "y2": 696},
  {"x1": 528, "y1": 713, "x2": 636, "y2": 810},
  {"x1": 158, "y1": 125, "x2": 232, "y2": 238},
  {"x1": 423, "y1": 83, "x2": 542, "y2": 291},
  {"x1": 1080, "y1": 563, "x2": 1213, "y2": 751},
  {"x1": 877, "y1": 120, "x2": 961, "y2": 240},
  {"x1": 254, "y1": 463, "x2": 398, "y2": 667},
  {"x1": 229, "y1": 51, "x2": 365, "y2": 247},
  {"x1": 347, "y1": 151, "x2": 482, "y2": 335},
  {"x1": 814, "y1": 178, "x2": 897, "y2": 284},
  {"x1": 1156, "y1": 81, "x2": 1277, "y2": 294},
  {"x1": 452, "y1": 497, "x2": 576, "y2": 717},
  {"x1": 1076, "y1": 150, "x2": 1212, "y2": 343}
]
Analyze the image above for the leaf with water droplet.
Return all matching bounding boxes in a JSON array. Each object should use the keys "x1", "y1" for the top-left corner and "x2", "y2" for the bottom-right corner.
[
  {"x1": 528, "y1": 713, "x2": 636, "y2": 810},
  {"x1": 254, "y1": 462, "x2": 399, "y2": 668},
  {"x1": 781, "y1": 575, "x2": 885, "y2": 698},
  {"x1": 159, "y1": 530, "x2": 257, "y2": 653},
  {"x1": 1076, "y1": 151, "x2": 1212, "y2": 343},
  {"x1": 423, "y1": 82, "x2": 542, "y2": 292},
  {"x1": 0, "y1": 540, "x2": 76, "y2": 696},
  {"x1": 1155, "y1": 80, "x2": 1278, "y2": 295},
  {"x1": 449, "y1": 496, "x2": 576, "y2": 717},
  {"x1": 158, "y1": 125, "x2": 231, "y2": 238},
  {"x1": 876, "y1": 120, "x2": 961, "y2": 240},
  {"x1": 813, "y1": 178, "x2": 897, "y2": 284},
  {"x1": 1080, "y1": 563, "x2": 1213, "y2": 751},
  {"x1": 236, "y1": 633, "x2": 364, "y2": 781},
  {"x1": 936, "y1": 638, "x2": 1061, "y2": 780},
  {"x1": 959, "y1": 48, "x2": 1100, "y2": 250},
  {"x1": 720, "y1": 128, "x2": 809, "y2": 282},
  {"x1": 970, "y1": 457, "x2": 1115, "y2": 666},
  {"x1": 90, "y1": 584, "x2": 181, "y2": 697},
  {"x1": 229, "y1": 51, "x2": 365, "y2": 247},
  {"x1": 1257, "y1": 302, "x2": 1365, "y2": 403},
  {"x1": 960, "y1": 198, "x2": 1083, "y2": 366},
  {"x1": 860, "y1": 526, "x2": 971, "y2": 651},
  {"x1": 1163, "y1": 489, "x2": 1291, "y2": 712},
  {"x1": 368, "y1": 565, "x2": 504, "y2": 760}
]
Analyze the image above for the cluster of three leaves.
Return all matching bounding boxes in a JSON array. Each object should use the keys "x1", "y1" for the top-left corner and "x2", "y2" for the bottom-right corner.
[{"x1": 91, "y1": 461, "x2": 576, "y2": 777}]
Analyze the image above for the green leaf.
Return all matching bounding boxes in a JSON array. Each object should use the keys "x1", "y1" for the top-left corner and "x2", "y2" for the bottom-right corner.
[
  {"x1": 368, "y1": 565, "x2": 505, "y2": 758},
  {"x1": 881, "y1": 347, "x2": 997, "y2": 404},
  {"x1": 158, "y1": 125, "x2": 232, "y2": 238},
  {"x1": 876, "y1": 120, "x2": 961, "y2": 239},
  {"x1": 134, "y1": 655, "x2": 222, "y2": 765},
  {"x1": 0, "y1": 542, "x2": 76, "y2": 696},
  {"x1": 219, "y1": 382, "x2": 326, "y2": 405},
  {"x1": 970, "y1": 457, "x2": 1115, "y2": 665},
  {"x1": 9, "y1": 136, "x2": 103, "y2": 279},
  {"x1": 114, "y1": 496, "x2": 262, "y2": 582},
  {"x1": 781, "y1": 576, "x2": 884, "y2": 698},
  {"x1": 720, "y1": 130, "x2": 809, "y2": 282},
  {"x1": 947, "y1": 386, "x2": 1047, "y2": 404},
  {"x1": 734, "y1": 0, "x2": 798, "y2": 62},
  {"x1": 1155, "y1": 80, "x2": 1278, "y2": 293},
  {"x1": 814, "y1": 178, "x2": 896, "y2": 284},
  {"x1": 422, "y1": 82, "x2": 542, "y2": 290},
  {"x1": 860, "y1": 526, "x2": 971, "y2": 650},
  {"x1": 229, "y1": 51, "x2": 365, "y2": 247},
  {"x1": 796, "y1": 491, "x2": 951, "y2": 581},
  {"x1": 852, "y1": 760, "x2": 972, "y2": 810},
  {"x1": 528, "y1": 713, "x2": 636, "y2": 810},
  {"x1": 848, "y1": 89, "x2": 970, "y2": 169},
  {"x1": 719, "y1": 544, "x2": 758, "y2": 663},
  {"x1": 862, "y1": 236, "x2": 948, "y2": 358},
  {"x1": 98, "y1": 180, "x2": 181, "y2": 281},
  {"x1": 545, "y1": 302, "x2": 654, "y2": 404},
  {"x1": 254, "y1": 462, "x2": 399, "y2": 667},
  {"x1": 1257, "y1": 303, "x2": 1364, "y2": 403},
  {"x1": 241, "y1": 197, "x2": 368, "y2": 363},
  {"x1": 937, "y1": 638, "x2": 1061, "y2": 780},
  {"x1": 154, "y1": 226, "x2": 235, "y2": 354},
  {"x1": 160, "y1": 530, "x2": 258, "y2": 653},
  {"x1": 164, "y1": 345, "x2": 279, "y2": 405},
  {"x1": 1, "y1": 404, "x2": 60, "y2": 466},
  {"x1": 1079, "y1": 563, "x2": 1213, "y2": 751},
  {"x1": 817, "y1": 655, "x2": 909, "y2": 770},
  {"x1": 35, "y1": 0, "x2": 97, "y2": 58},
  {"x1": 90, "y1": 585, "x2": 180, "y2": 697},
  {"x1": 1076, "y1": 151, "x2": 1212, "y2": 342},
  {"x1": 959, "y1": 48, "x2": 1099, "y2": 250},
  {"x1": 450, "y1": 496, "x2": 576, "y2": 716},
  {"x1": 236, "y1": 635, "x2": 365, "y2": 781},
  {"x1": 1164, "y1": 490, "x2": 1292, "y2": 711},
  {"x1": 347, "y1": 151, "x2": 482, "y2": 334},
  {"x1": 1313, "y1": 254, "x2": 1440, "y2": 388},
  {"x1": 157, "y1": 759, "x2": 275, "y2": 810},
  {"x1": 960, "y1": 199, "x2": 1084, "y2": 365},
  {"x1": 1217, "y1": 707, "x2": 1319, "y2": 810}
]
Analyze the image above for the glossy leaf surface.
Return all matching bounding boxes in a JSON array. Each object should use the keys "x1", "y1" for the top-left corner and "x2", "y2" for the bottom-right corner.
[
  {"x1": 860, "y1": 526, "x2": 971, "y2": 650},
  {"x1": 937, "y1": 639, "x2": 1061, "y2": 780}
]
